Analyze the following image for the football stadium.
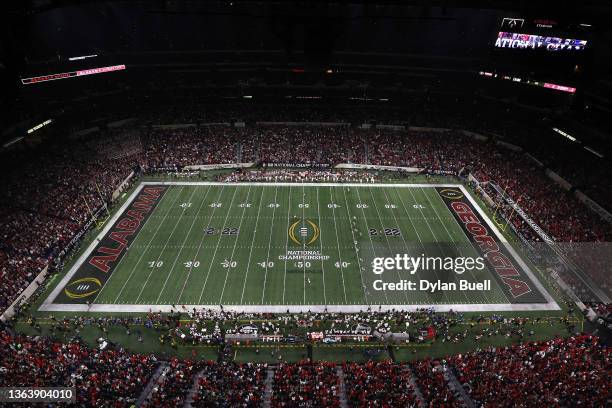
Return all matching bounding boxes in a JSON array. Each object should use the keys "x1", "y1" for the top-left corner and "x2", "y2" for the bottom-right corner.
[{"x1": 0, "y1": 1, "x2": 610, "y2": 407}]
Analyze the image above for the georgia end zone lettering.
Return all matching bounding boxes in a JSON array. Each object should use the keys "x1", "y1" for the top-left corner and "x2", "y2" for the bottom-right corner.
[
  {"x1": 55, "y1": 186, "x2": 167, "y2": 303},
  {"x1": 436, "y1": 187, "x2": 546, "y2": 303}
]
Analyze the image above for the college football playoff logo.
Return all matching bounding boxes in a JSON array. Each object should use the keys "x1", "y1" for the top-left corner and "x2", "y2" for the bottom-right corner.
[
  {"x1": 63, "y1": 277, "x2": 102, "y2": 299},
  {"x1": 438, "y1": 188, "x2": 464, "y2": 200},
  {"x1": 288, "y1": 219, "x2": 320, "y2": 245}
]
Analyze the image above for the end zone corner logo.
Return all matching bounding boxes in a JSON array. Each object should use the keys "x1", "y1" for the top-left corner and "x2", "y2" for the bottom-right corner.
[
  {"x1": 288, "y1": 219, "x2": 320, "y2": 245},
  {"x1": 438, "y1": 188, "x2": 463, "y2": 200},
  {"x1": 64, "y1": 277, "x2": 102, "y2": 299}
]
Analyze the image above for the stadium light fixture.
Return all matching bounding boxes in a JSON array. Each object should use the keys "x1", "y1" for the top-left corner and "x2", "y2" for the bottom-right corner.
[
  {"x1": 27, "y1": 119, "x2": 53, "y2": 134},
  {"x1": 584, "y1": 146, "x2": 603, "y2": 158},
  {"x1": 552, "y1": 127, "x2": 577, "y2": 142},
  {"x1": 68, "y1": 54, "x2": 98, "y2": 61},
  {"x1": 2, "y1": 136, "x2": 24, "y2": 148},
  {"x1": 479, "y1": 72, "x2": 576, "y2": 94}
]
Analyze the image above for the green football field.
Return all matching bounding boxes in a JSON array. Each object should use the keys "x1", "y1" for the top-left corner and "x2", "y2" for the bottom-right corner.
[{"x1": 41, "y1": 182, "x2": 558, "y2": 313}]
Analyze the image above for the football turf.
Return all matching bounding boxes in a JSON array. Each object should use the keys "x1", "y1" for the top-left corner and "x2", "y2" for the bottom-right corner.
[{"x1": 42, "y1": 182, "x2": 557, "y2": 312}]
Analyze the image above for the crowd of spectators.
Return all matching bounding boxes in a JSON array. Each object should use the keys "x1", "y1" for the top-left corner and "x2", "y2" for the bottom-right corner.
[
  {"x1": 0, "y1": 329, "x2": 608, "y2": 407},
  {"x1": 271, "y1": 361, "x2": 341, "y2": 407},
  {"x1": 251, "y1": 126, "x2": 365, "y2": 165},
  {"x1": 0, "y1": 331, "x2": 157, "y2": 407},
  {"x1": 0, "y1": 140, "x2": 136, "y2": 312},
  {"x1": 192, "y1": 361, "x2": 266, "y2": 407},
  {"x1": 585, "y1": 302, "x2": 612, "y2": 318},
  {"x1": 411, "y1": 359, "x2": 462, "y2": 407},
  {"x1": 448, "y1": 334, "x2": 610, "y2": 407},
  {"x1": 140, "y1": 124, "x2": 611, "y2": 244},
  {"x1": 142, "y1": 358, "x2": 196, "y2": 408},
  {"x1": 139, "y1": 126, "x2": 241, "y2": 169},
  {"x1": 221, "y1": 169, "x2": 377, "y2": 183},
  {"x1": 471, "y1": 145, "x2": 608, "y2": 243},
  {"x1": 141, "y1": 124, "x2": 611, "y2": 244},
  {"x1": 342, "y1": 361, "x2": 418, "y2": 407}
]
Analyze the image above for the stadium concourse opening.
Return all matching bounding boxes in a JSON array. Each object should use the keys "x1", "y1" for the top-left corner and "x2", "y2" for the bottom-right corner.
[{"x1": 41, "y1": 182, "x2": 558, "y2": 313}]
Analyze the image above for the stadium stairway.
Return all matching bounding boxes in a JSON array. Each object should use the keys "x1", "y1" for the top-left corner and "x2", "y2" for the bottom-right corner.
[
  {"x1": 335, "y1": 366, "x2": 349, "y2": 408},
  {"x1": 434, "y1": 361, "x2": 475, "y2": 408},
  {"x1": 262, "y1": 367, "x2": 274, "y2": 408},
  {"x1": 136, "y1": 362, "x2": 168, "y2": 407},
  {"x1": 183, "y1": 368, "x2": 205, "y2": 408},
  {"x1": 402, "y1": 366, "x2": 426, "y2": 408}
]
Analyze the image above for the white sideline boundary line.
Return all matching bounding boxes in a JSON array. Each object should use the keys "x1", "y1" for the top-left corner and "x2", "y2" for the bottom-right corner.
[
  {"x1": 39, "y1": 303, "x2": 559, "y2": 313},
  {"x1": 141, "y1": 182, "x2": 463, "y2": 187},
  {"x1": 39, "y1": 181, "x2": 559, "y2": 313}
]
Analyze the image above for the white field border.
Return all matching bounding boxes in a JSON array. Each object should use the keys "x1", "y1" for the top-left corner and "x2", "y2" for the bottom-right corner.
[{"x1": 40, "y1": 181, "x2": 559, "y2": 313}]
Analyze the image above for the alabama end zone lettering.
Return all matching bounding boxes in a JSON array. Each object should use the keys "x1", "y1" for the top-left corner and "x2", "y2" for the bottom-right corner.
[
  {"x1": 55, "y1": 186, "x2": 167, "y2": 303},
  {"x1": 436, "y1": 187, "x2": 546, "y2": 303}
]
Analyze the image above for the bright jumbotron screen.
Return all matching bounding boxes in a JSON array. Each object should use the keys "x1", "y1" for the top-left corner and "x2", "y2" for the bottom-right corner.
[{"x1": 495, "y1": 31, "x2": 587, "y2": 51}]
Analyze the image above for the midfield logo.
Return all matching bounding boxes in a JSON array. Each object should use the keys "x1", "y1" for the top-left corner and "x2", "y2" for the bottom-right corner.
[{"x1": 288, "y1": 219, "x2": 320, "y2": 245}]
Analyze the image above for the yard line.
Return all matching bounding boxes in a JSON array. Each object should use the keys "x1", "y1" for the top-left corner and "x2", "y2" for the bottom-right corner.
[
  {"x1": 240, "y1": 186, "x2": 266, "y2": 303},
  {"x1": 328, "y1": 187, "x2": 347, "y2": 303},
  {"x1": 261, "y1": 185, "x2": 279, "y2": 303},
  {"x1": 282, "y1": 185, "x2": 292, "y2": 304},
  {"x1": 353, "y1": 187, "x2": 391, "y2": 305},
  {"x1": 154, "y1": 186, "x2": 212, "y2": 304},
  {"x1": 113, "y1": 187, "x2": 184, "y2": 303},
  {"x1": 397, "y1": 187, "x2": 465, "y2": 303},
  {"x1": 218, "y1": 185, "x2": 253, "y2": 303},
  {"x1": 341, "y1": 186, "x2": 373, "y2": 306},
  {"x1": 391, "y1": 186, "x2": 453, "y2": 304},
  {"x1": 423, "y1": 187, "x2": 507, "y2": 305},
  {"x1": 301, "y1": 184, "x2": 306, "y2": 304},
  {"x1": 176, "y1": 185, "x2": 226, "y2": 303},
  {"x1": 134, "y1": 187, "x2": 198, "y2": 303},
  {"x1": 371, "y1": 187, "x2": 410, "y2": 304},
  {"x1": 197, "y1": 186, "x2": 240, "y2": 304},
  {"x1": 315, "y1": 186, "x2": 328, "y2": 305},
  {"x1": 91, "y1": 187, "x2": 172, "y2": 304}
]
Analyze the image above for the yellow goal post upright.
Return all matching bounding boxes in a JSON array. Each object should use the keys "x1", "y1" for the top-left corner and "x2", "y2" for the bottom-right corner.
[
  {"x1": 94, "y1": 181, "x2": 111, "y2": 229},
  {"x1": 490, "y1": 182, "x2": 525, "y2": 235},
  {"x1": 503, "y1": 194, "x2": 523, "y2": 234},
  {"x1": 93, "y1": 205, "x2": 110, "y2": 229},
  {"x1": 491, "y1": 183, "x2": 513, "y2": 233},
  {"x1": 80, "y1": 183, "x2": 111, "y2": 230}
]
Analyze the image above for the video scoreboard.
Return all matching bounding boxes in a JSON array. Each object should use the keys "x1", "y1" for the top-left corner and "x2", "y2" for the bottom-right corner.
[
  {"x1": 483, "y1": 16, "x2": 592, "y2": 96},
  {"x1": 495, "y1": 32, "x2": 587, "y2": 52}
]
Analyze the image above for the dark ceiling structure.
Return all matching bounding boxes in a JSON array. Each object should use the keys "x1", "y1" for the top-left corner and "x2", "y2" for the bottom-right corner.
[{"x1": 1, "y1": 1, "x2": 611, "y2": 136}]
